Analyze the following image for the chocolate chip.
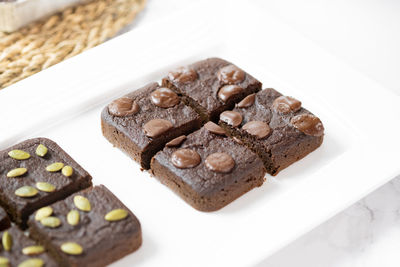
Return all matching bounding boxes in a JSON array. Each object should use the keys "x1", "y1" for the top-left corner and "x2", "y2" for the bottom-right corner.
[
  {"x1": 291, "y1": 114, "x2": 324, "y2": 137},
  {"x1": 217, "y1": 64, "x2": 245, "y2": 84},
  {"x1": 171, "y1": 149, "x2": 201, "y2": 169},
  {"x1": 220, "y1": 111, "x2": 242, "y2": 127},
  {"x1": 204, "y1": 121, "x2": 225, "y2": 135},
  {"x1": 143, "y1": 119, "x2": 173, "y2": 138},
  {"x1": 166, "y1": 135, "x2": 186, "y2": 147},
  {"x1": 150, "y1": 87, "x2": 180, "y2": 108},
  {"x1": 272, "y1": 96, "x2": 301, "y2": 114},
  {"x1": 168, "y1": 67, "x2": 198, "y2": 83},
  {"x1": 108, "y1": 97, "x2": 139, "y2": 117},
  {"x1": 205, "y1": 152, "x2": 235, "y2": 173},
  {"x1": 218, "y1": 85, "x2": 243, "y2": 103},
  {"x1": 237, "y1": 93, "x2": 255, "y2": 108},
  {"x1": 242, "y1": 121, "x2": 271, "y2": 139}
]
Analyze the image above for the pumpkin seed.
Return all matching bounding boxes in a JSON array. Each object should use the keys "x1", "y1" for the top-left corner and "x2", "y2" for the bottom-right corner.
[
  {"x1": 8, "y1": 150, "x2": 30, "y2": 160},
  {"x1": 60, "y1": 242, "x2": 83, "y2": 255},
  {"x1": 18, "y1": 258, "x2": 44, "y2": 267},
  {"x1": 35, "y1": 144, "x2": 48, "y2": 157},
  {"x1": 105, "y1": 209, "x2": 128, "y2": 222},
  {"x1": 6, "y1": 167, "x2": 27, "y2": 178},
  {"x1": 15, "y1": 186, "x2": 38, "y2": 198},
  {"x1": 36, "y1": 182, "x2": 55, "y2": 192},
  {"x1": 22, "y1": 245, "x2": 45, "y2": 255},
  {"x1": 0, "y1": 256, "x2": 9, "y2": 265},
  {"x1": 61, "y1": 166, "x2": 73, "y2": 177},
  {"x1": 45, "y1": 162, "x2": 64, "y2": 172},
  {"x1": 35, "y1": 207, "x2": 53, "y2": 221},
  {"x1": 67, "y1": 210, "x2": 80, "y2": 226},
  {"x1": 2, "y1": 231, "x2": 12, "y2": 251},
  {"x1": 73, "y1": 195, "x2": 91, "y2": 212},
  {"x1": 40, "y1": 216, "x2": 61, "y2": 228}
]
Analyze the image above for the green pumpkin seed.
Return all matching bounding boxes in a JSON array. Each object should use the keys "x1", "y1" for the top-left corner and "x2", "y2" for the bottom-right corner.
[
  {"x1": 45, "y1": 162, "x2": 64, "y2": 172},
  {"x1": 35, "y1": 144, "x2": 48, "y2": 157},
  {"x1": 8, "y1": 150, "x2": 30, "y2": 160},
  {"x1": 15, "y1": 186, "x2": 38, "y2": 198},
  {"x1": 35, "y1": 206, "x2": 53, "y2": 221},
  {"x1": 2, "y1": 231, "x2": 12, "y2": 251},
  {"x1": 60, "y1": 242, "x2": 83, "y2": 255},
  {"x1": 73, "y1": 195, "x2": 91, "y2": 212},
  {"x1": 61, "y1": 166, "x2": 73, "y2": 177},
  {"x1": 6, "y1": 167, "x2": 27, "y2": 178},
  {"x1": 0, "y1": 256, "x2": 9, "y2": 265},
  {"x1": 40, "y1": 216, "x2": 61, "y2": 228},
  {"x1": 105, "y1": 209, "x2": 128, "y2": 222},
  {"x1": 18, "y1": 258, "x2": 44, "y2": 267},
  {"x1": 22, "y1": 245, "x2": 45, "y2": 255},
  {"x1": 36, "y1": 182, "x2": 55, "y2": 192},
  {"x1": 67, "y1": 210, "x2": 80, "y2": 226}
]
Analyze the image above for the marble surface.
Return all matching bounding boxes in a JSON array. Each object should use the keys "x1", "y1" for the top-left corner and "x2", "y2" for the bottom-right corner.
[{"x1": 126, "y1": 1, "x2": 400, "y2": 266}]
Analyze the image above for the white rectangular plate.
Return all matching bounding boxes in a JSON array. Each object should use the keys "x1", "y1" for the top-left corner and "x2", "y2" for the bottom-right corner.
[{"x1": 1, "y1": 1, "x2": 399, "y2": 266}]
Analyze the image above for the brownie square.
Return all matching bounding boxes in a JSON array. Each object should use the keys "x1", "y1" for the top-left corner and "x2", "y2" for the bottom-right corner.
[
  {"x1": 219, "y1": 89, "x2": 324, "y2": 175},
  {"x1": 151, "y1": 125, "x2": 266, "y2": 211},
  {"x1": 0, "y1": 138, "x2": 92, "y2": 227},
  {"x1": 101, "y1": 82, "x2": 201, "y2": 169},
  {"x1": 0, "y1": 207, "x2": 10, "y2": 231},
  {"x1": 162, "y1": 57, "x2": 262, "y2": 122},
  {"x1": 0, "y1": 225, "x2": 57, "y2": 266},
  {"x1": 28, "y1": 185, "x2": 142, "y2": 267}
]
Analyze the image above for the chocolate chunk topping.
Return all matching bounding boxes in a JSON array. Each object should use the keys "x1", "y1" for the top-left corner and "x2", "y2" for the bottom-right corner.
[
  {"x1": 237, "y1": 93, "x2": 255, "y2": 108},
  {"x1": 205, "y1": 152, "x2": 235, "y2": 173},
  {"x1": 217, "y1": 64, "x2": 245, "y2": 84},
  {"x1": 220, "y1": 111, "x2": 242, "y2": 127},
  {"x1": 290, "y1": 114, "x2": 324, "y2": 136},
  {"x1": 242, "y1": 121, "x2": 271, "y2": 139},
  {"x1": 217, "y1": 85, "x2": 244, "y2": 103},
  {"x1": 150, "y1": 87, "x2": 180, "y2": 108},
  {"x1": 272, "y1": 96, "x2": 302, "y2": 114},
  {"x1": 204, "y1": 121, "x2": 225, "y2": 135},
  {"x1": 143, "y1": 119, "x2": 173, "y2": 138},
  {"x1": 168, "y1": 67, "x2": 198, "y2": 83},
  {"x1": 108, "y1": 97, "x2": 139, "y2": 117},
  {"x1": 166, "y1": 135, "x2": 186, "y2": 147},
  {"x1": 171, "y1": 149, "x2": 201, "y2": 169}
]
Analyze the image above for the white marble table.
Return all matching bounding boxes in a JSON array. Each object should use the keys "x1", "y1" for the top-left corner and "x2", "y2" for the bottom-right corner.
[{"x1": 130, "y1": 1, "x2": 400, "y2": 266}]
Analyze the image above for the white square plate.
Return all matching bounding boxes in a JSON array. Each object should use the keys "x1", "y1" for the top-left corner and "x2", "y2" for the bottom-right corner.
[{"x1": 1, "y1": 1, "x2": 399, "y2": 266}]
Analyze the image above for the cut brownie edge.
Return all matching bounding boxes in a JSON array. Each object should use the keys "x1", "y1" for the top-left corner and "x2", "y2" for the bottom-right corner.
[
  {"x1": 151, "y1": 150, "x2": 265, "y2": 212},
  {"x1": 101, "y1": 110, "x2": 201, "y2": 169}
]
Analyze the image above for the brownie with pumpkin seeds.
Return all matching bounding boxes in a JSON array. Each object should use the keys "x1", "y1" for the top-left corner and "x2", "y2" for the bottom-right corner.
[
  {"x1": 28, "y1": 185, "x2": 142, "y2": 267},
  {"x1": 0, "y1": 138, "x2": 92, "y2": 227},
  {"x1": 101, "y1": 82, "x2": 201, "y2": 169},
  {"x1": 0, "y1": 225, "x2": 57, "y2": 266}
]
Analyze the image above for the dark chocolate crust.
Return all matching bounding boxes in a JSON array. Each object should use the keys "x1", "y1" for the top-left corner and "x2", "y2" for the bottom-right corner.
[
  {"x1": 101, "y1": 82, "x2": 201, "y2": 169},
  {"x1": 220, "y1": 88, "x2": 324, "y2": 175},
  {"x1": 0, "y1": 225, "x2": 57, "y2": 266},
  {"x1": 0, "y1": 138, "x2": 92, "y2": 227},
  {"x1": 0, "y1": 206, "x2": 10, "y2": 231},
  {"x1": 28, "y1": 185, "x2": 142, "y2": 267},
  {"x1": 162, "y1": 58, "x2": 262, "y2": 122},
  {"x1": 151, "y1": 127, "x2": 266, "y2": 211}
]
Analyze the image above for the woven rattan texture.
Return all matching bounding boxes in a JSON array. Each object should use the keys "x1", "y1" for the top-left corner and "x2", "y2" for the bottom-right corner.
[{"x1": 0, "y1": 0, "x2": 146, "y2": 89}]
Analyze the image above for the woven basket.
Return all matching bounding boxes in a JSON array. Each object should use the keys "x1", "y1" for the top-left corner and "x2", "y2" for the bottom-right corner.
[{"x1": 0, "y1": 0, "x2": 146, "y2": 89}]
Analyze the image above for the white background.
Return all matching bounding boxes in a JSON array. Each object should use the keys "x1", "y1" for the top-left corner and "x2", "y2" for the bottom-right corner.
[{"x1": 134, "y1": 1, "x2": 400, "y2": 267}]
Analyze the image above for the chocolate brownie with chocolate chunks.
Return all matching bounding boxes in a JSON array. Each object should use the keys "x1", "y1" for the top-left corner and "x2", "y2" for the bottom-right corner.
[
  {"x1": 101, "y1": 82, "x2": 201, "y2": 169},
  {"x1": 0, "y1": 138, "x2": 92, "y2": 227},
  {"x1": 219, "y1": 89, "x2": 324, "y2": 175},
  {"x1": 28, "y1": 185, "x2": 142, "y2": 267},
  {"x1": 162, "y1": 57, "x2": 262, "y2": 122},
  {"x1": 0, "y1": 206, "x2": 10, "y2": 231},
  {"x1": 0, "y1": 225, "x2": 58, "y2": 266},
  {"x1": 151, "y1": 124, "x2": 266, "y2": 211}
]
